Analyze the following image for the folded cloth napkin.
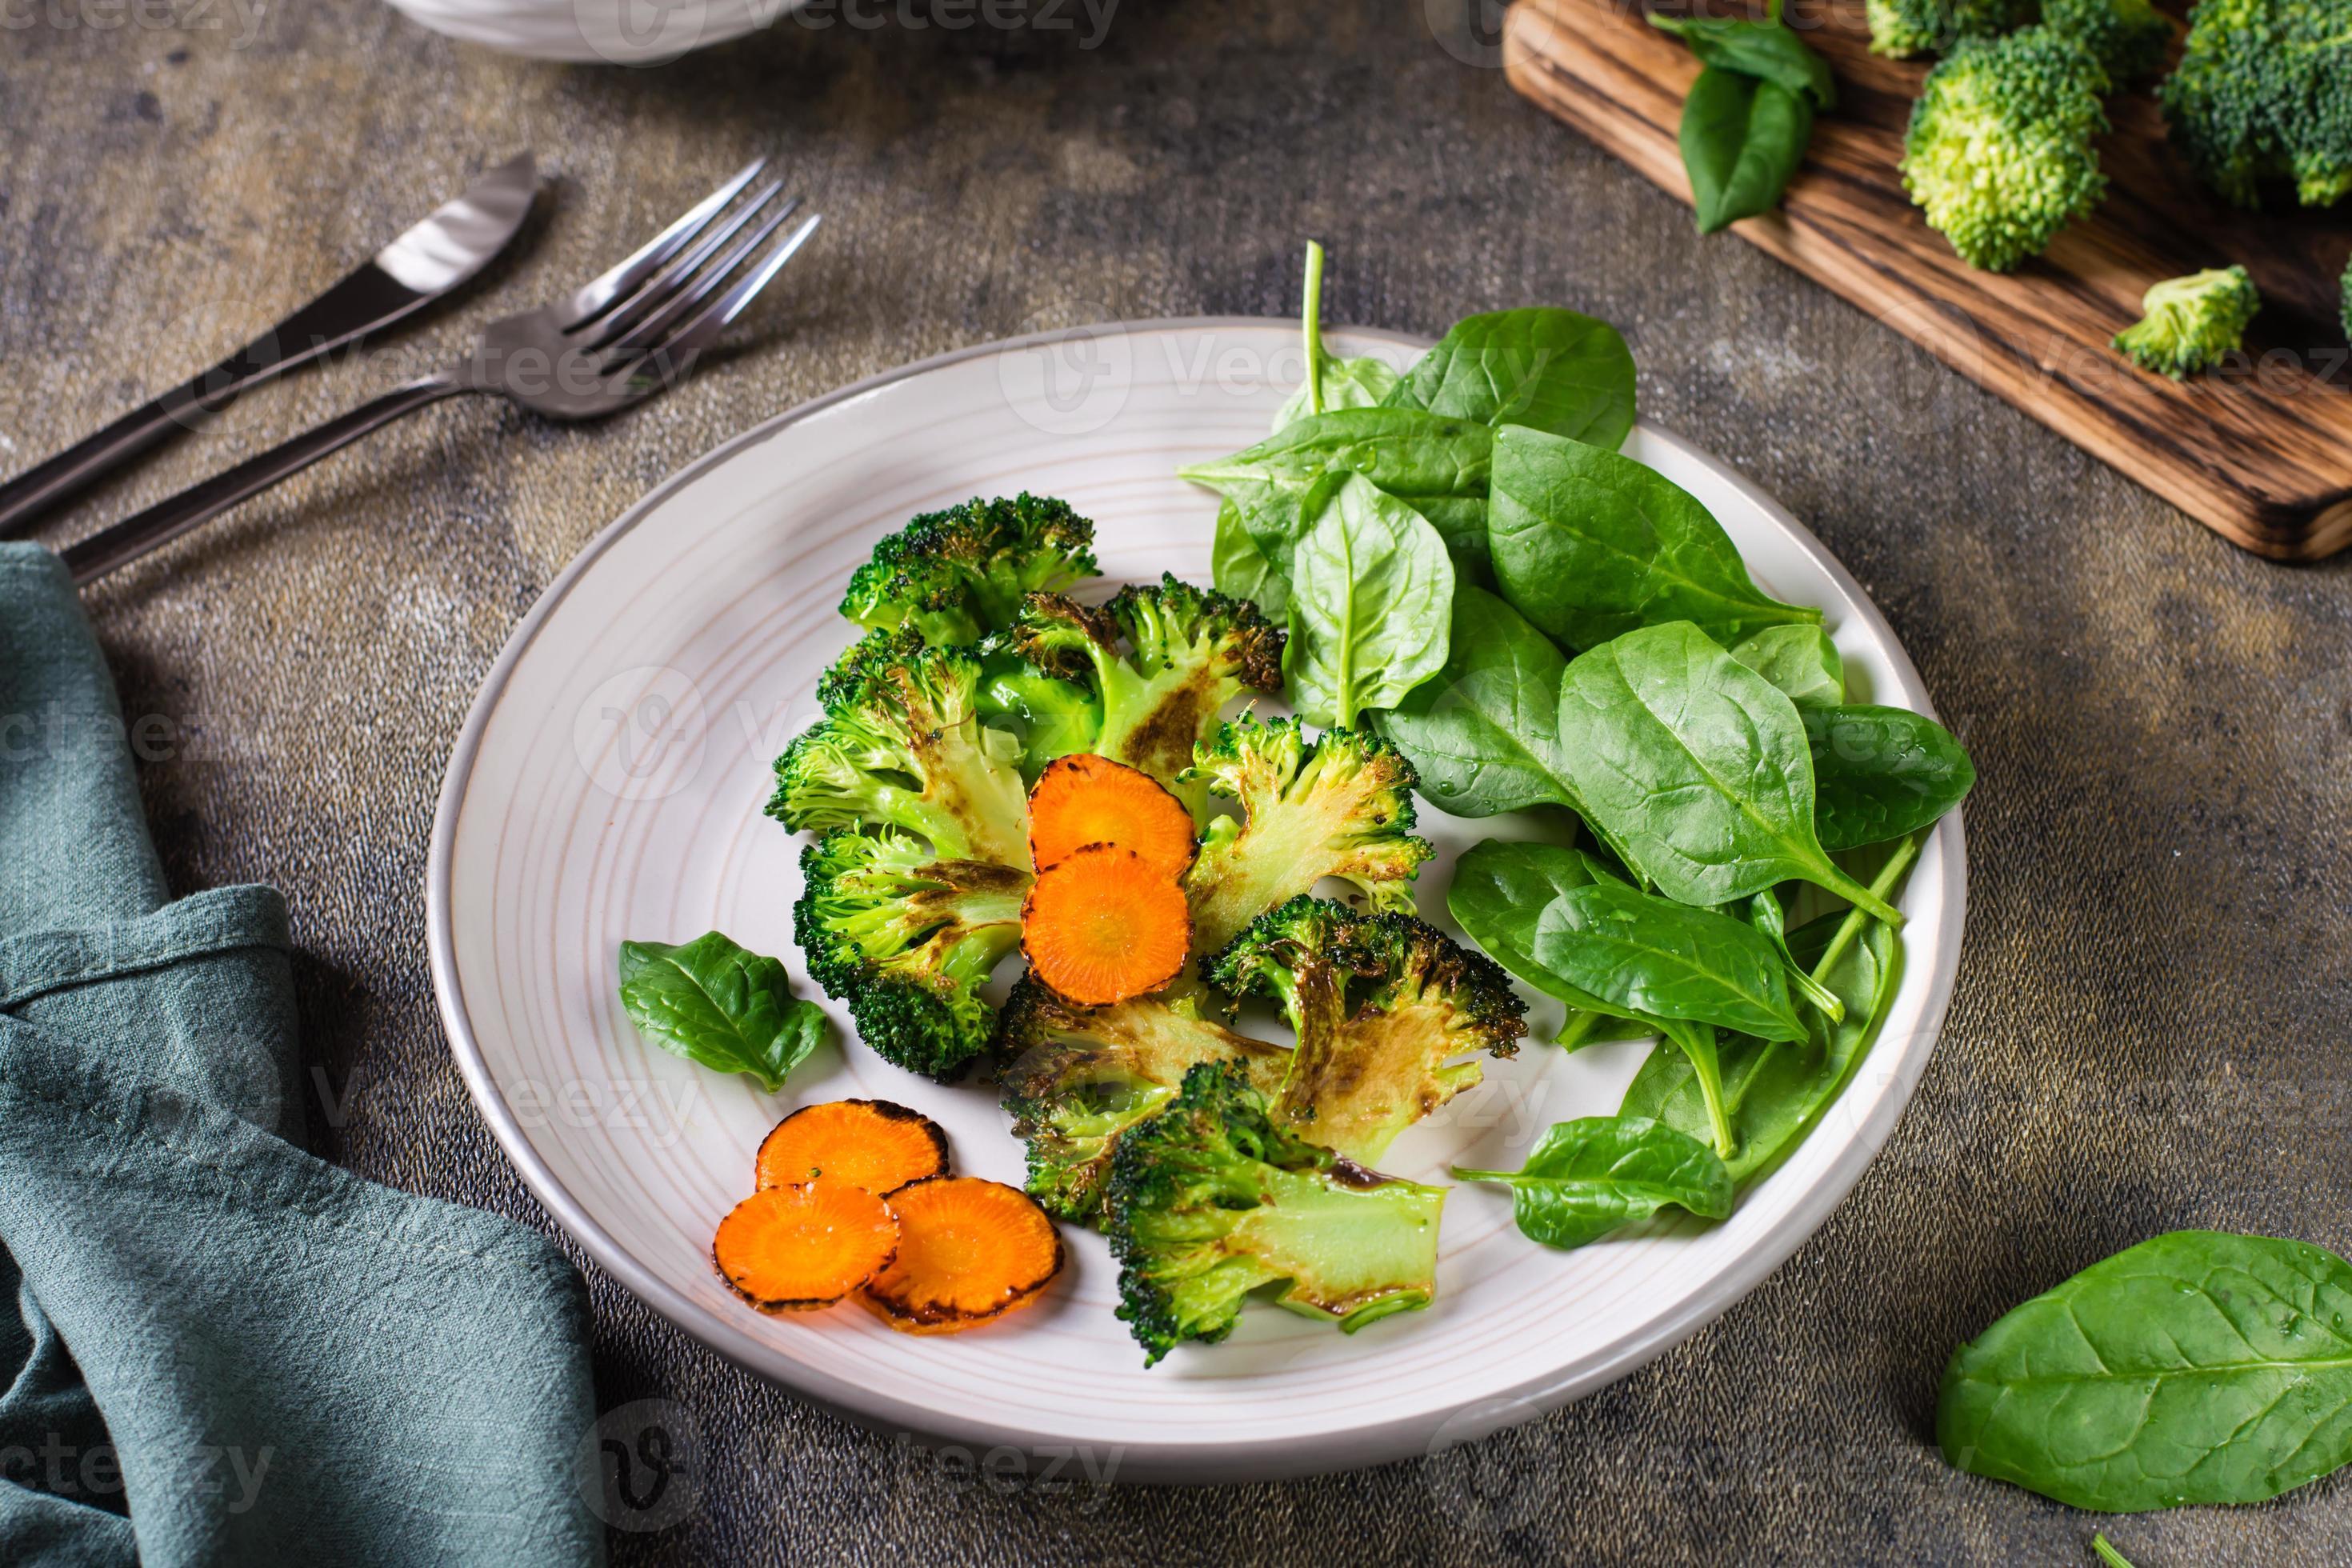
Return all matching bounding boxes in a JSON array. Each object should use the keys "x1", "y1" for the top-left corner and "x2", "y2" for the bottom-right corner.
[{"x1": 0, "y1": 545, "x2": 603, "y2": 1566}]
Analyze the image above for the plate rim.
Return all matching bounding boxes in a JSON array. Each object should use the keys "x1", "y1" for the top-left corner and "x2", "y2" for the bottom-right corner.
[{"x1": 426, "y1": 316, "x2": 1967, "y2": 1482}]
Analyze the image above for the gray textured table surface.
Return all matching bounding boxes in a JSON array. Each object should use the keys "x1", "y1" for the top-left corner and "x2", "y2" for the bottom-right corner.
[{"x1": 6, "y1": 2, "x2": 2351, "y2": 1562}]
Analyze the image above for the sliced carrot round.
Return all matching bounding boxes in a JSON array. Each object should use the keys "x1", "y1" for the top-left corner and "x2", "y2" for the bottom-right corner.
[
  {"x1": 713, "y1": 1183, "x2": 898, "y2": 1313},
  {"x1": 859, "y1": 1176, "x2": 1065, "y2": 1334},
  {"x1": 754, "y1": 1099, "x2": 950, "y2": 1194},
  {"x1": 1028, "y1": 754, "x2": 1196, "y2": 878},
  {"x1": 1021, "y1": 844, "x2": 1190, "y2": 1005}
]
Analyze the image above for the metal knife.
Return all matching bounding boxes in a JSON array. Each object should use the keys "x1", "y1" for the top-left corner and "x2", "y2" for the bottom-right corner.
[{"x1": 0, "y1": 151, "x2": 539, "y2": 538}]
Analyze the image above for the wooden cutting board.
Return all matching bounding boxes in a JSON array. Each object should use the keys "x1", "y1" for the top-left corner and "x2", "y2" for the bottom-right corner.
[{"x1": 1503, "y1": 0, "x2": 2352, "y2": 558}]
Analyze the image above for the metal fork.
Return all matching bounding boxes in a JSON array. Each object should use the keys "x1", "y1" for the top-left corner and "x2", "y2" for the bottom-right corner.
[{"x1": 61, "y1": 158, "x2": 820, "y2": 586}]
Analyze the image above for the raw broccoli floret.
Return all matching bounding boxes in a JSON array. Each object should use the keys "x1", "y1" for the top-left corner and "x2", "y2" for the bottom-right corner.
[
  {"x1": 2160, "y1": 0, "x2": 2352, "y2": 208},
  {"x1": 1012, "y1": 575, "x2": 1283, "y2": 812},
  {"x1": 1104, "y1": 1062, "x2": 1447, "y2": 1365},
  {"x1": 2043, "y1": 0, "x2": 2174, "y2": 81},
  {"x1": 972, "y1": 635, "x2": 1102, "y2": 781},
  {"x1": 767, "y1": 630, "x2": 1031, "y2": 867},
  {"x1": 838, "y1": 494, "x2": 1099, "y2": 646},
  {"x1": 1208, "y1": 896, "x2": 1526, "y2": 1165},
  {"x1": 1902, "y1": 29, "x2": 2112, "y2": 272},
  {"x1": 1867, "y1": 0, "x2": 2034, "y2": 59},
  {"x1": 1180, "y1": 716, "x2": 1433, "y2": 959},
  {"x1": 2112, "y1": 266, "x2": 2261, "y2": 377},
  {"x1": 996, "y1": 978, "x2": 1291, "y2": 1222},
  {"x1": 793, "y1": 828, "x2": 1029, "y2": 1079}
]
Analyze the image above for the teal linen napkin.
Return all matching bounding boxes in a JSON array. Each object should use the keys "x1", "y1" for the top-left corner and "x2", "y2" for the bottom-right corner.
[{"x1": 0, "y1": 545, "x2": 604, "y2": 1566}]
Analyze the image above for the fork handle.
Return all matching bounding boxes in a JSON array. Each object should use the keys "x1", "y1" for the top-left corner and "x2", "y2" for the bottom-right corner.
[{"x1": 60, "y1": 374, "x2": 468, "y2": 586}]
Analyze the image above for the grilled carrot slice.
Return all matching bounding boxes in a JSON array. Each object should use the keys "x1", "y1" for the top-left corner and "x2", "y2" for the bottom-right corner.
[
  {"x1": 1027, "y1": 754, "x2": 1196, "y2": 878},
  {"x1": 1020, "y1": 844, "x2": 1190, "y2": 1004},
  {"x1": 755, "y1": 1100, "x2": 950, "y2": 1194},
  {"x1": 860, "y1": 1176, "x2": 1065, "y2": 1334},
  {"x1": 713, "y1": 1183, "x2": 898, "y2": 1313}
]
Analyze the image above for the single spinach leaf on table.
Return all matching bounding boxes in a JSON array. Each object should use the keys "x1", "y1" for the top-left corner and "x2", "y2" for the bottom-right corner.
[
  {"x1": 1454, "y1": 1116, "x2": 1733, "y2": 1250},
  {"x1": 1210, "y1": 498, "x2": 1289, "y2": 625},
  {"x1": 1554, "y1": 621, "x2": 1903, "y2": 923},
  {"x1": 1487, "y1": 424, "x2": 1820, "y2": 651},
  {"x1": 617, "y1": 931, "x2": 831, "y2": 1092},
  {"x1": 1384, "y1": 307, "x2": 1638, "y2": 452},
  {"x1": 1622, "y1": 907, "x2": 1899, "y2": 1184},
  {"x1": 1283, "y1": 474, "x2": 1455, "y2": 729},
  {"x1": 1650, "y1": 12, "x2": 1838, "y2": 110},
  {"x1": 1678, "y1": 67, "x2": 1814, "y2": 235},
  {"x1": 1372, "y1": 585, "x2": 1574, "y2": 817},
  {"x1": 1177, "y1": 407, "x2": 1494, "y2": 575},
  {"x1": 1731, "y1": 623, "x2": 1844, "y2": 709},
  {"x1": 1938, "y1": 1231, "x2": 2352, "y2": 1511},
  {"x1": 1806, "y1": 703, "x2": 1976, "y2": 851}
]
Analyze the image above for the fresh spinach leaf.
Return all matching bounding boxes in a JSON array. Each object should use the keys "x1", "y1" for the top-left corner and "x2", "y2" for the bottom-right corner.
[
  {"x1": 1731, "y1": 623, "x2": 1843, "y2": 710},
  {"x1": 1487, "y1": 424, "x2": 1820, "y2": 651},
  {"x1": 1446, "y1": 839, "x2": 1659, "y2": 1049},
  {"x1": 1622, "y1": 906, "x2": 1900, "y2": 1183},
  {"x1": 1678, "y1": 68, "x2": 1813, "y2": 235},
  {"x1": 1284, "y1": 474, "x2": 1455, "y2": 729},
  {"x1": 1806, "y1": 703, "x2": 1975, "y2": 851},
  {"x1": 617, "y1": 931, "x2": 830, "y2": 1092},
  {"x1": 1384, "y1": 307, "x2": 1638, "y2": 453},
  {"x1": 1210, "y1": 498, "x2": 1290, "y2": 624},
  {"x1": 2092, "y1": 1537, "x2": 2136, "y2": 1568},
  {"x1": 1372, "y1": 585, "x2": 1574, "y2": 816},
  {"x1": 1939, "y1": 1231, "x2": 2352, "y2": 1511},
  {"x1": 1273, "y1": 240, "x2": 1401, "y2": 428},
  {"x1": 1454, "y1": 1116, "x2": 1733, "y2": 1250},
  {"x1": 1554, "y1": 621, "x2": 1903, "y2": 923},
  {"x1": 1650, "y1": 11, "x2": 1837, "y2": 110},
  {"x1": 1178, "y1": 407, "x2": 1493, "y2": 575},
  {"x1": 1746, "y1": 888, "x2": 1844, "y2": 1022},
  {"x1": 1531, "y1": 880, "x2": 1806, "y2": 1045}
]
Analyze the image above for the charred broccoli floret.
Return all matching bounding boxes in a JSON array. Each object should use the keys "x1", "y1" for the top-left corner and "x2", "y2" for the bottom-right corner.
[
  {"x1": 972, "y1": 635, "x2": 1102, "y2": 781},
  {"x1": 1209, "y1": 896, "x2": 1525, "y2": 1164},
  {"x1": 1902, "y1": 30, "x2": 2111, "y2": 272},
  {"x1": 2043, "y1": 0, "x2": 2174, "y2": 81},
  {"x1": 1180, "y1": 717, "x2": 1433, "y2": 959},
  {"x1": 1013, "y1": 576, "x2": 1283, "y2": 812},
  {"x1": 1104, "y1": 1062, "x2": 1446, "y2": 1366},
  {"x1": 767, "y1": 630, "x2": 1031, "y2": 867},
  {"x1": 2113, "y1": 266, "x2": 2261, "y2": 378},
  {"x1": 2160, "y1": 0, "x2": 2352, "y2": 209},
  {"x1": 1866, "y1": 0, "x2": 2034, "y2": 59},
  {"x1": 794, "y1": 829, "x2": 1029, "y2": 1079},
  {"x1": 838, "y1": 494, "x2": 1099, "y2": 646},
  {"x1": 996, "y1": 978, "x2": 1290, "y2": 1222}
]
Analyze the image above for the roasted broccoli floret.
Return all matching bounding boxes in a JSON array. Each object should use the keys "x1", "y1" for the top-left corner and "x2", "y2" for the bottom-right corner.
[
  {"x1": 1867, "y1": 0, "x2": 2034, "y2": 59},
  {"x1": 794, "y1": 828, "x2": 1029, "y2": 1079},
  {"x1": 1180, "y1": 717, "x2": 1433, "y2": 959},
  {"x1": 997, "y1": 978, "x2": 1291, "y2": 1222},
  {"x1": 1104, "y1": 1062, "x2": 1446, "y2": 1365},
  {"x1": 1902, "y1": 30, "x2": 2111, "y2": 272},
  {"x1": 973, "y1": 635, "x2": 1102, "y2": 781},
  {"x1": 1209, "y1": 896, "x2": 1525, "y2": 1165},
  {"x1": 2113, "y1": 266, "x2": 2260, "y2": 377},
  {"x1": 838, "y1": 494, "x2": 1099, "y2": 646},
  {"x1": 2160, "y1": 0, "x2": 2352, "y2": 208},
  {"x1": 1013, "y1": 575, "x2": 1284, "y2": 811},
  {"x1": 767, "y1": 630, "x2": 1031, "y2": 867},
  {"x1": 2043, "y1": 0, "x2": 2174, "y2": 81}
]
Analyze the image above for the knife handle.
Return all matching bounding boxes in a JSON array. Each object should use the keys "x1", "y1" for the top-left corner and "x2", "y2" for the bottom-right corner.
[
  {"x1": 0, "y1": 360, "x2": 258, "y2": 536},
  {"x1": 61, "y1": 374, "x2": 468, "y2": 587}
]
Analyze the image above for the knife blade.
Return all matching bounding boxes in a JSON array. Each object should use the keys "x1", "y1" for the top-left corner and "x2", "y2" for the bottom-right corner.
[{"x1": 0, "y1": 151, "x2": 539, "y2": 538}]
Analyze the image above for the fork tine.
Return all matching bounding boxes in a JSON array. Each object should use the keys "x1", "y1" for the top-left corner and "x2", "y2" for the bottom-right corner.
[
  {"x1": 577, "y1": 186, "x2": 794, "y2": 354},
  {"x1": 598, "y1": 202, "x2": 810, "y2": 370},
  {"x1": 555, "y1": 156, "x2": 767, "y2": 330},
  {"x1": 618, "y1": 214, "x2": 822, "y2": 380}
]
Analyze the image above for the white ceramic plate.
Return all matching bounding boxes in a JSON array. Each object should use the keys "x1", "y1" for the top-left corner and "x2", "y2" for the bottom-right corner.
[{"x1": 429, "y1": 319, "x2": 1965, "y2": 1482}]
